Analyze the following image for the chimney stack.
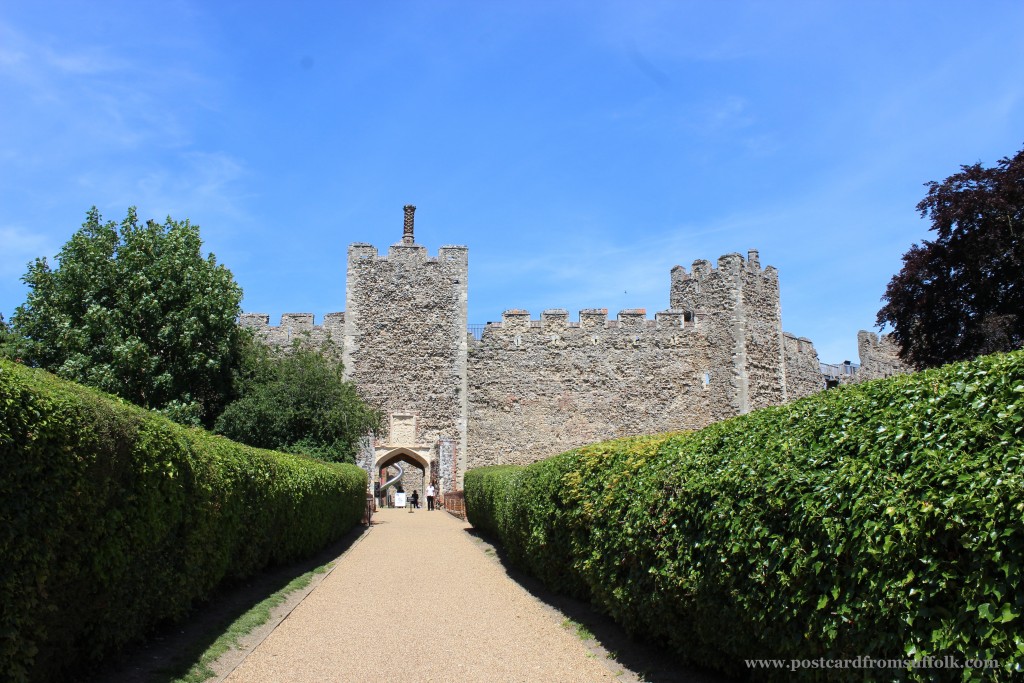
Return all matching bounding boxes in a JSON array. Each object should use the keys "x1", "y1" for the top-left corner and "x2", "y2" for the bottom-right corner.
[{"x1": 402, "y1": 205, "x2": 416, "y2": 244}]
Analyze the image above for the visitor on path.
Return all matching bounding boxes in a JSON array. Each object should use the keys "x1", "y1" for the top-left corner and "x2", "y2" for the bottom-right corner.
[
  {"x1": 411, "y1": 490, "x2": 419, "y2": 509},
  {"x1": 426, "y1": 483, "x2": 436, "y2": 510}
]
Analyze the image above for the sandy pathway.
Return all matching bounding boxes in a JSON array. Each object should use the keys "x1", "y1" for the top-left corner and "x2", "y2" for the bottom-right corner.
[{"x1": 224, "y1": 508, "x2": 618, "y2": 682}]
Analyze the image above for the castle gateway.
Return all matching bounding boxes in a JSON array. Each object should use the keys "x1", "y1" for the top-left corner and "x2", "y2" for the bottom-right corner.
[{"x1": 241, "y1": 207, "x2": 898, "y2": 495}]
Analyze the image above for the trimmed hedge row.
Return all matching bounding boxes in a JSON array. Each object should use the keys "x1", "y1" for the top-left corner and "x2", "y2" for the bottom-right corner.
[
  {"x1": 466, "y1": 351, "x2": 1024, "y2": 680},
  {"x1": 0, "y1": 360, "x2": 367, "y2": 682}
]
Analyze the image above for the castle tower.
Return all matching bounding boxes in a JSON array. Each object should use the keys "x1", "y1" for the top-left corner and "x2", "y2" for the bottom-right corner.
[
  {"x1": 343, "y1": 207, "x2": 469, "y2": 492},
  {"x1": 670, "y1": 250, "x2": 788, "y2": 415}
]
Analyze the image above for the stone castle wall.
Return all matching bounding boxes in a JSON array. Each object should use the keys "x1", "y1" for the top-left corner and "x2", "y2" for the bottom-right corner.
[
  {"x1": 241, "y1": 215, "x2": 889, "y2": 482},
  {"x1": 239, "y1": 312, "x2": 345, "y2": 359},
  {"x1": 783, "y1": 333, "x2": 825, "y2": 400},
  {"x1": 854, "y1": 330, "x2": 911, "y2": 382},
  {"x1": 466, "y1": 308, "x2": 713, "y2": 469},
  {"x1": 670, "y1": 250, "x2": 792, "y2": 414}
]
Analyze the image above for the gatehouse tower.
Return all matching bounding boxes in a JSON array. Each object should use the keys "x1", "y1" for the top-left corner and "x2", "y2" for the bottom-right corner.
[{"x1": 343, "y1": 206, "x2": 468, "y2": 498}]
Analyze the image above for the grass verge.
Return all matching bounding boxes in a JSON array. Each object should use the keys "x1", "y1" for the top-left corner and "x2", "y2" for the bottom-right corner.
[
  {"x1": 171, "y1": 563, "x2": 333, "y2": 683},
  {"x1": 561, "y1": 617, "x2": 595, "y2": 642}
]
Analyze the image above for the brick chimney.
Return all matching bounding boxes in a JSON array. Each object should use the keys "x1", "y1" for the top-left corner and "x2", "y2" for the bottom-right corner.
[{"x1": 403, "y1": 205, "x2": 416, "y2": 244}]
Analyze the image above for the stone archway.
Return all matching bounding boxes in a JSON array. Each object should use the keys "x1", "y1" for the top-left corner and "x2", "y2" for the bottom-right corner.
[{"x1": 375, "y1": 447, "x2": 431, "y2": 507}]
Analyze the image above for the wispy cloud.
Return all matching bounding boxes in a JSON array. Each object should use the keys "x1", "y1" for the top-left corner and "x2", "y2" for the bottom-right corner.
[
  {"x1": 471, "y1": 210, "x2": 768, "y2": 322},
  {"x1": 0, "y1": 225, "x2": 57, "y2": 278},
  {"x1": 0, "y1": 16, "x2": 248, "y2": 247}
]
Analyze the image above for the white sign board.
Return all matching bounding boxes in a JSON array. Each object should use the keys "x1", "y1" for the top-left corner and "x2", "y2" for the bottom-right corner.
[{"x1": 395, "y1": 492, "x2": 407, "y2": 508}]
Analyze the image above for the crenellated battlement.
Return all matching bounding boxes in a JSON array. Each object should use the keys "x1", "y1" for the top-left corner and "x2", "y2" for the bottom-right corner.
[
  {"x1": 671, "y1": 248, "x2": 770, "y2": 278},
  {"x1": 240, "y1": 312, "x2": 345, "y2": 356},
  {"x1": 671, "y1": 249, "x2": 777, "y2": 285},
  {"x1": 240, "y1": 205, "x2": 850, "y2": 475},
  {"x1": 347, "y1": 242, "x2": 468, "y2": 266},
  {"x1": 477, "y1": 307, "x2": 704, "y2": 346},
  {"x1": 855, "y1": 330, "x2": 911, "y2": 382},
  {"x1": 240, "y1": 312, "x2": 345, "y2": 331}
]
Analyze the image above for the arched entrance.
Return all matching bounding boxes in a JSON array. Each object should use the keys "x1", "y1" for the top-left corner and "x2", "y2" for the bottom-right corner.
[{"x1": 375, "y1": 447, "x2": 431, "y2": 507}]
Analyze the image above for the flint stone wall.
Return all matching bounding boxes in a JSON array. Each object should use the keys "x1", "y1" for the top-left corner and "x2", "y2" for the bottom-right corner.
[
  {"x1": 343, "y1": 242, "x2": 469, "y2": 464},
  {"x1": 854, "y1": 331, "x2": 912, "y2": 382},
  {"x1": 783, "y1": 333, "x2": 825, "y2": 400},
  {"x1": 242, "y1": 235, "x2": 850, "y2": 479},
  {"x1": 239, "y1": 312, "x2": 345, "y2": 360},
  {"x1": 466, "y1": 308, "x2": 715, "y2": 468}
]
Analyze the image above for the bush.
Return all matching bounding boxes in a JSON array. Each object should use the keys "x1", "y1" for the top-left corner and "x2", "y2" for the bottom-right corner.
[
  {"x1": 0, "y1": 359, "x2": 367, "y2": 682},
  {"x1": 465, "y1": 351, "x2": 1024, "y2": 680},
  {"x1": 215, "y1": 343, "x2": 382, "y2": 463}
]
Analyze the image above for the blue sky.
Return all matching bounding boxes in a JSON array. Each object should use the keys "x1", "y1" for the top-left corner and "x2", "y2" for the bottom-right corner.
[{"x1": 1, "y1": 1, "x2": 1022, "y2": 363}]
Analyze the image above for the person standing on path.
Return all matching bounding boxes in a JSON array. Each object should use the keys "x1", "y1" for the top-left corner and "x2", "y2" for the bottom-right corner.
[
  {"x1": 411, "y1": 490, "x2": 419, "y2": 509},
  {"x1": 427, "y1": 483, "x2": 436, "y2": 510}
]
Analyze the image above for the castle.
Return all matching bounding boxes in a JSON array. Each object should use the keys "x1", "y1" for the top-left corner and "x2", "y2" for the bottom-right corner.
[{"x1": 241, "y1": 206, "x2": 905, "y2": 497}]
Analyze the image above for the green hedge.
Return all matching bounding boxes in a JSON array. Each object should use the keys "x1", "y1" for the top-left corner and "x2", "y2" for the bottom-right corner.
[
  {"x1": 0, "y1": 360, "x2": 367, "y2": 682},
  {"x1": 466, "y1": 351, "x2": 1024, "y2": 680}
]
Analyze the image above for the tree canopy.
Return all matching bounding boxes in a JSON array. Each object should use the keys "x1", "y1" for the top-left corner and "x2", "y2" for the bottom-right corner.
[
  {"x1": 214, "y1": 342, "x2": 383, "y2": 463},
  {"x1": 0, "y1": 313, "x2": 16, "y2": 361},
  {"x1": 877, "y1": 146, "x2": 1024, "y2": 369},
  {"x1": 11, "y1": 207, "x2": 243, "y2": 425}
]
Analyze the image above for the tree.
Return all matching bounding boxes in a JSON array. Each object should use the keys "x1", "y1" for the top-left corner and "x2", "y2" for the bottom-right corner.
[
  {"x1": 12, "y1": 207, "x2": 243, "y2": 425},
  {"x1": 214, "y1": 342, "x2": 383, "y2": 463},
  {"x1": 0, "y1": 313, "x2": 17, "y2": 360},
  {"x1": 877, "y1": 147, "x2": 1024, "y2": 369}
]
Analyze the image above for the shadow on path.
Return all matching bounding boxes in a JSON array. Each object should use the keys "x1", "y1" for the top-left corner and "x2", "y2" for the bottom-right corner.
[
  {"x1": 463, "y1": 528, "x2": 737, "y2": 683},
  {"x1": 88, "y1": 522, "x2": 371, "y2": 683}
]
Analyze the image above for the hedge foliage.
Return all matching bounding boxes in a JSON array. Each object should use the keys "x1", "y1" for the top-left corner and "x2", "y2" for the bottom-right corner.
[
  {"x1": 0, "y1": 359, "x2": 367, "y2": 682},
  {"x1": 465, "y1": 350, "x2": 1024, "y2": 680}
]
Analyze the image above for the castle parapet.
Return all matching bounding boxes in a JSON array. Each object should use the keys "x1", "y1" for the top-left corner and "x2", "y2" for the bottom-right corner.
[
  {"x1": 672, "y1": 249, "x2": 774, "y2": 282},
  {"x1": 487, "y1": 308, "x2": 700, "y2": 337},
  {"x1": 387, "y1": 243, "x2": 431, "y2": 262},
  {"x1": 617, "y1": 309, "x2": 647, "y2": 329},
  {"x1": 438, "y1": 246, "x2": 468, "y2": 265},
  {"x1": 349, "y1": 241, "x2": 468, "y2": 266},
  {"x1": 541, "y1": 309, "x2": 569, "y2": 332},
  {"x1": 855, "y1": 330, "x2": 911, "y2": 382},
  {"x1": 280, "y1": 313, "x2": 314, "y2": 332},
  {"x1": 240, "y1": 313, "x2": 270, "y2": 329},
  {"x1": 500, "y1": 309, "x2": 531, "y2": 332},
  {"x1": 240, "y1": 313, "x2": 345, "y2": 352},
  {"x1": 579, "y1": 308, "x2": 608, "y2": 329},
  {"x1": 349, "y1": 243, "x2": 378, "y2": 261}
]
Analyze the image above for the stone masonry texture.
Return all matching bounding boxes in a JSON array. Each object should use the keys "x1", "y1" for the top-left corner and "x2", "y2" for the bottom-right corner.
[{"x1": 243, "y1": 211, "x2": 904, "y2": 485}]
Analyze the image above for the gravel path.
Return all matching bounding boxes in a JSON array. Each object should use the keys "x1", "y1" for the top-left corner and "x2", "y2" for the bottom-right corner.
[{"x1": 224, "y1": 508, "x2": 620, "y2": 682}]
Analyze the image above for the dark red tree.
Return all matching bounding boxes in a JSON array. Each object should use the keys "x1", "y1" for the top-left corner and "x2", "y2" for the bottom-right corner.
[{"x1": 878, "y1": 146, "x2": 1024, "y2": 368}]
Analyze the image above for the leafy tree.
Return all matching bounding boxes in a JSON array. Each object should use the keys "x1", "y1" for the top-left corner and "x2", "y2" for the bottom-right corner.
[
  {"x1": 12, "y1": 207, "x2": 243, "y2": 425},
  {"x1": 215, "y1": 343, "x2": 383, "y2": 463},
  {"x1": 0, "y1": 313, "x2": 17, "y2": 360},
  {"x1": 877, "y1": 146, "x2": 1024, "y2": 368}
]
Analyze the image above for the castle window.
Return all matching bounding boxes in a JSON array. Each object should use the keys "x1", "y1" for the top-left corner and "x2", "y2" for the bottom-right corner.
[
  {"x1": 514, "y1": 335, "x2": 522, "y2": 347},
  {"x1": 702, "y1": 371, "x2": 710, "y2": 388}
]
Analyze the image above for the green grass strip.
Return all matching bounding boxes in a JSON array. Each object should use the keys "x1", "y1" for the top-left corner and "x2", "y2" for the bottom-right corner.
[{"x1": 172, "y1": 563, "x2": 332, "y2": 683}]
